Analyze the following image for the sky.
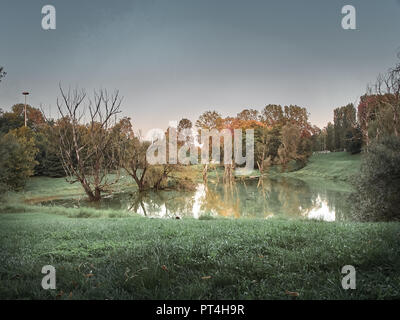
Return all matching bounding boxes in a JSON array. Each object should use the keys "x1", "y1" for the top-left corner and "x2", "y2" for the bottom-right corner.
[{"x1": 1, "y1": 0, "x2": 400, "y2": 133}]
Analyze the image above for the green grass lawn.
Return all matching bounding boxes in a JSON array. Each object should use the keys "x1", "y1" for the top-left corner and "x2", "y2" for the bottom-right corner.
[
  {"x1": 1, "y1": 152, "x2": 398, "y2": 300},
  {"x1": 278, "y1": 152, "x2": 361, "y2": 182},
  {"x1": 0, "y1": 208, "x2": 399, "y2": 300},
  {"x1": 18, "y1": 173, "x2": 137, "y2": 204}
]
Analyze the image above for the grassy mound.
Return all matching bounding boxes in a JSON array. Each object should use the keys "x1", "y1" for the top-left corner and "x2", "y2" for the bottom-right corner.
[{"x1": 279, "y1": 152, "x2": 361, "y2": 182}]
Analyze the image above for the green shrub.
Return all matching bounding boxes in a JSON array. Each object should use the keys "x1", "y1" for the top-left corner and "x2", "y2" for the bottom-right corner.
[
  {"x1": 0, "y1": 128, "x2": 38, "y2": 191},
  {"x1": 352, "y1": 135, "x2": 400, "y2": 221}
]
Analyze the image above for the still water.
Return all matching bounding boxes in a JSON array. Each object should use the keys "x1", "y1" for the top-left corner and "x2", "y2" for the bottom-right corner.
[{"x1": 40, "y1": 176, "x2": 353, "y2": 221}]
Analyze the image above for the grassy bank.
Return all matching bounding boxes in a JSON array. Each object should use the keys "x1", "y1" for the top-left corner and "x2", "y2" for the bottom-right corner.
[
  {"x1": 4, "y1": 152, "x2": 359, "y2": 205},
  {"x1": 16, "y1": 173, "x2": 137, "y2": 204},
  {"x1": 276, "y1": 152, "x2": 361, "y2": 182},
  {"x1": 0, "y1": 208, "x2": 399, "y2": 300}
]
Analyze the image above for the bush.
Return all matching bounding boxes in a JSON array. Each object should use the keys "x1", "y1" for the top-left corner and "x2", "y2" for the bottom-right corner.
[
  {"x1": 0, "y1": 127, "x2": 38, "y2": 191},
  {"x1": 352, "y1": 135, "x2": 400, "y2": 221}
]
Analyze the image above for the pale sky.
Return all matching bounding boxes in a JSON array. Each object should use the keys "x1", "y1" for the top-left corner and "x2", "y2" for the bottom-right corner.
[{"x1": 1, "y1": 0, "x2": 400, "y2": 133}]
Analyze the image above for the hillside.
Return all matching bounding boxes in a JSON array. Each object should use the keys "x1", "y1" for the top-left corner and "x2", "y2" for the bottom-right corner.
[{"x1": 280, "y1": 152, "x2": 361, "y2": 182}]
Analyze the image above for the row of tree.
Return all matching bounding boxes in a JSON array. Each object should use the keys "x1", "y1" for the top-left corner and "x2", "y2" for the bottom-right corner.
[
  {"x1": 194, "y1": 104, "x2": 315, "y2": 173},
  {"x1": 352, "y1": 58, "x2": 400, "y2": 221},
  {"x1": 312, "y1": 59, "x2": 400, "y2": 156},
  {"x1": 310, "y1": 103, "x2": 362, "y2": 154},
  {"x1": 1, "y1": 55, "x2": 399, "y2": 220},
  {"x1": 307, "y1": 55, "x2": 400, "y2": 221},
  {"x1": 0, "y1": 82, "x2": 316, "y2": 199}
]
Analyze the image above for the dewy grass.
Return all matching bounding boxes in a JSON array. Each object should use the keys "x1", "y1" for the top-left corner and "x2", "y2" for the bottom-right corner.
[
  {"x1": 0, "y1": 210, "x2": 399, "y2": 300},
  {"x1": 20, "y1": 173, "x2": 137, "y2": 202},
  {"x1": 0, "y1": 202, "x2": 137, "y2": 219},
  {"x1": 0, "y1": 154, "x2": 398, "y2": 300}
]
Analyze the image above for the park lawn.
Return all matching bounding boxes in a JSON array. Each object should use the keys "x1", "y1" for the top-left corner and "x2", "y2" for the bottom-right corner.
[
  {"x1": 11, "y1": 166, "x2": 202, "y2": 205},
  {"x1": 1, "y1": 151, "x2": 397, "y2": 300},
  {"x1": 277, "y1": 152, "x2": 362, "y2": 182},
  {"x1": 0, "y1": 208, "x2": 399, "y2": 300},
  {"x1": 17, "y1": 173, "x2": 137, "y2": 204}
]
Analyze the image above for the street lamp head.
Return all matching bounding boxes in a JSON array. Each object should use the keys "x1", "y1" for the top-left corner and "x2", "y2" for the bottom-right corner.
[{"x1": 22, "y1": 92, "x2": 29, "y2": 95}]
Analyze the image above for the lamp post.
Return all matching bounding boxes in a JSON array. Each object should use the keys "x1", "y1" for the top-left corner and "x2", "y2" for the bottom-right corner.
[{"x1": 22, "y1": 92, "x2": 29, "y2": 127}]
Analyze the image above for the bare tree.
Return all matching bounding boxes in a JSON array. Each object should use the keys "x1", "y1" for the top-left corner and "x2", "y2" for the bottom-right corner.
[
  {"x1": 372, "y1": 61, "x2": 400, "y2": 137},
  {"x1": 121, "y1": 133, "x2": 151, "y2": 192},
  {"x1": 56, "y1": 85, "x2": 123, "y2": 201}
]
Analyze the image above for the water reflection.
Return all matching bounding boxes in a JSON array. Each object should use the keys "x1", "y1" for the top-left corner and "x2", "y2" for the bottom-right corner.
[
  {"x1": 40, "y1": 176, "x2": 352, "y2": 221},
  {"x1": 302, "y1": 195, "x2": 335, "y2": 221}
]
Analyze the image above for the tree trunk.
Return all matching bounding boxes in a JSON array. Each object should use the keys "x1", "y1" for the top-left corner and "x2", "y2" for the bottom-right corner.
[
  {"x1": 202, "y1": 164, "x2": 208, "y2": 184},
  {"x1": 81, "y1": 179, "x2": 96, "y2": 201}
]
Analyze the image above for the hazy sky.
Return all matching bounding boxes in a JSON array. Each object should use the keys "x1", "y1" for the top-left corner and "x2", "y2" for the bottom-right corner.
[{"x1": 1, "y1": 0, "x2": 400, "y2": 132}]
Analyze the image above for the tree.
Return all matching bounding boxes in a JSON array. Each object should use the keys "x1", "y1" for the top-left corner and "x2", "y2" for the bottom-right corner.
[
  {"x1": 374, "y1": 63, "x2": 400, "y2": 137},
  {"x1": 56, "y1": 86, "x2": 123, "y2": 201},
  {"x1": 358, "y1": 58, "x2": 400, "y2": 146},
  {"x1": 120, "y1": 128, "x2": 151, "y2": 192},
  {"x1": 0, "y1": 127, "x2": 38, "y2": 191},
  {"x1": 0, "y1": 67, "x2": 6, "y2": 83},
  {"x1": 278, "y1": 124, "x2": 302, "y2": 170},
  {"x1": 310, "y1": 126, "x2": 324, "y2": 152},
  {"x1": 237, "y1": 109, "x2": 259, "y2": 121},
  {"x1": 34, "y1": 121, "x2": 65, "y2": 177},
  {"x1": 0, "y1": 104, "x2": 46, "y2": 134},
  {"x1": 0, "y1": 106, "x2": 24, "y2": 133},
  {"x1": 277, "y1": 123, "x2": 311, "y2": 171},
  {"x1": 177, "y1": 118, "x2": 193, "y2": 132},
  {"x1": 352, "y1": 135, "x2": 400, "y2": 221},
  {"x1": 325, "y1": 122, "x2": 335, "y2": 152},
  {"x1": 255, "y1": 126, "x2": 272, "y2": 173},
  {"x1": 283, "y1": 105, "x2": 311, "y2": 133},
  {"x1": 334, "y1": 104, "x2": 356, "y2": 151},
  {"x1": 259, "y1": 104, "x2": 284, "y2": 126},
  {"x1": 195, "y1": 110, "x2": 221, "y2": 129},
  {"x1": 121, "y1": 129, "x2": 194, "y2": 192},
  {"x1": 344, "y1": 125, "x2": 362, "y2": 154}
]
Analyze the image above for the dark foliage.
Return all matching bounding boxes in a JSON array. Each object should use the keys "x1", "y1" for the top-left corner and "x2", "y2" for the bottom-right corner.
[{"x1": 352, "y1": 135, "x2": 400, "y2": 221}]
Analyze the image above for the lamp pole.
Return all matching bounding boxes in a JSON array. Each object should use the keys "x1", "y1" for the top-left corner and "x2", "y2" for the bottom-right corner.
[{"x1": 22, "y1": 92, "x2": 29, "y2": 127}]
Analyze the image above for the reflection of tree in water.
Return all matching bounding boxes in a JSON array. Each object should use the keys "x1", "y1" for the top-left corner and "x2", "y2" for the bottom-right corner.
[
  {"x1": 321, "y1": 189, "x2": 350, "y2": 220},
  {"x1": 204, "y1": 176, "x2": 347, "y2": 220},
  {"x1": 293, "y1": 180, "x2": 351, "y2": 221},
  {"x1": 42, "y1": 175, "x2": 351, "y2": 221},
  {"x1": 165, "y1": 190, "x2": 196, "y2": 216},
  {"x1": 239, "y1": 177, "x2": 315, "y2": 218},
  {"x1": 200, "y1": 183, "x2": 241, "y2": 218},
  {"x1": 129, "y1": 189, "x2": 197, "y2": 218},
  {"x1": 274, "y1": 178, "x2": 314, "y2": 217},
  {"x1": 200, "y1": 178, "x2": 312, "y2": 219},
  {"x1": 125, "y1": 176, "x2": 351, "y2": 220},
  {"x1": 128, "y1": 192, "x2": 148, "y2": 216}
]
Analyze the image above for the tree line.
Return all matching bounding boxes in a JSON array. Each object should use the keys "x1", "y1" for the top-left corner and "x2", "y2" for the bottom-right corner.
[
  {"x1": 0, "y1": 84, "x2": 316, "y2": 198},
  {"x1": 1, "y1": 57, "x2": 399, "y2": 221}
]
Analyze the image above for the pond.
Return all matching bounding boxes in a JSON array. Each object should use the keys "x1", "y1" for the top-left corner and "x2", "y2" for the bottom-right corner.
[{"x1": 39, "y1": 176, "x2": 353, "y2": 221}]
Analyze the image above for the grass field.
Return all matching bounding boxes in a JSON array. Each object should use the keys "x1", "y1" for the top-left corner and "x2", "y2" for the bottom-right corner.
[
  {"x1": 0, "y1": 208, "x2": 399, "y2": 300},
  {"x1": 1, "y1": 151, "x2": 399, "y2": 300},
  {"x1": 278, "y1": 152, "x2": 361, "y2": 182}
]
